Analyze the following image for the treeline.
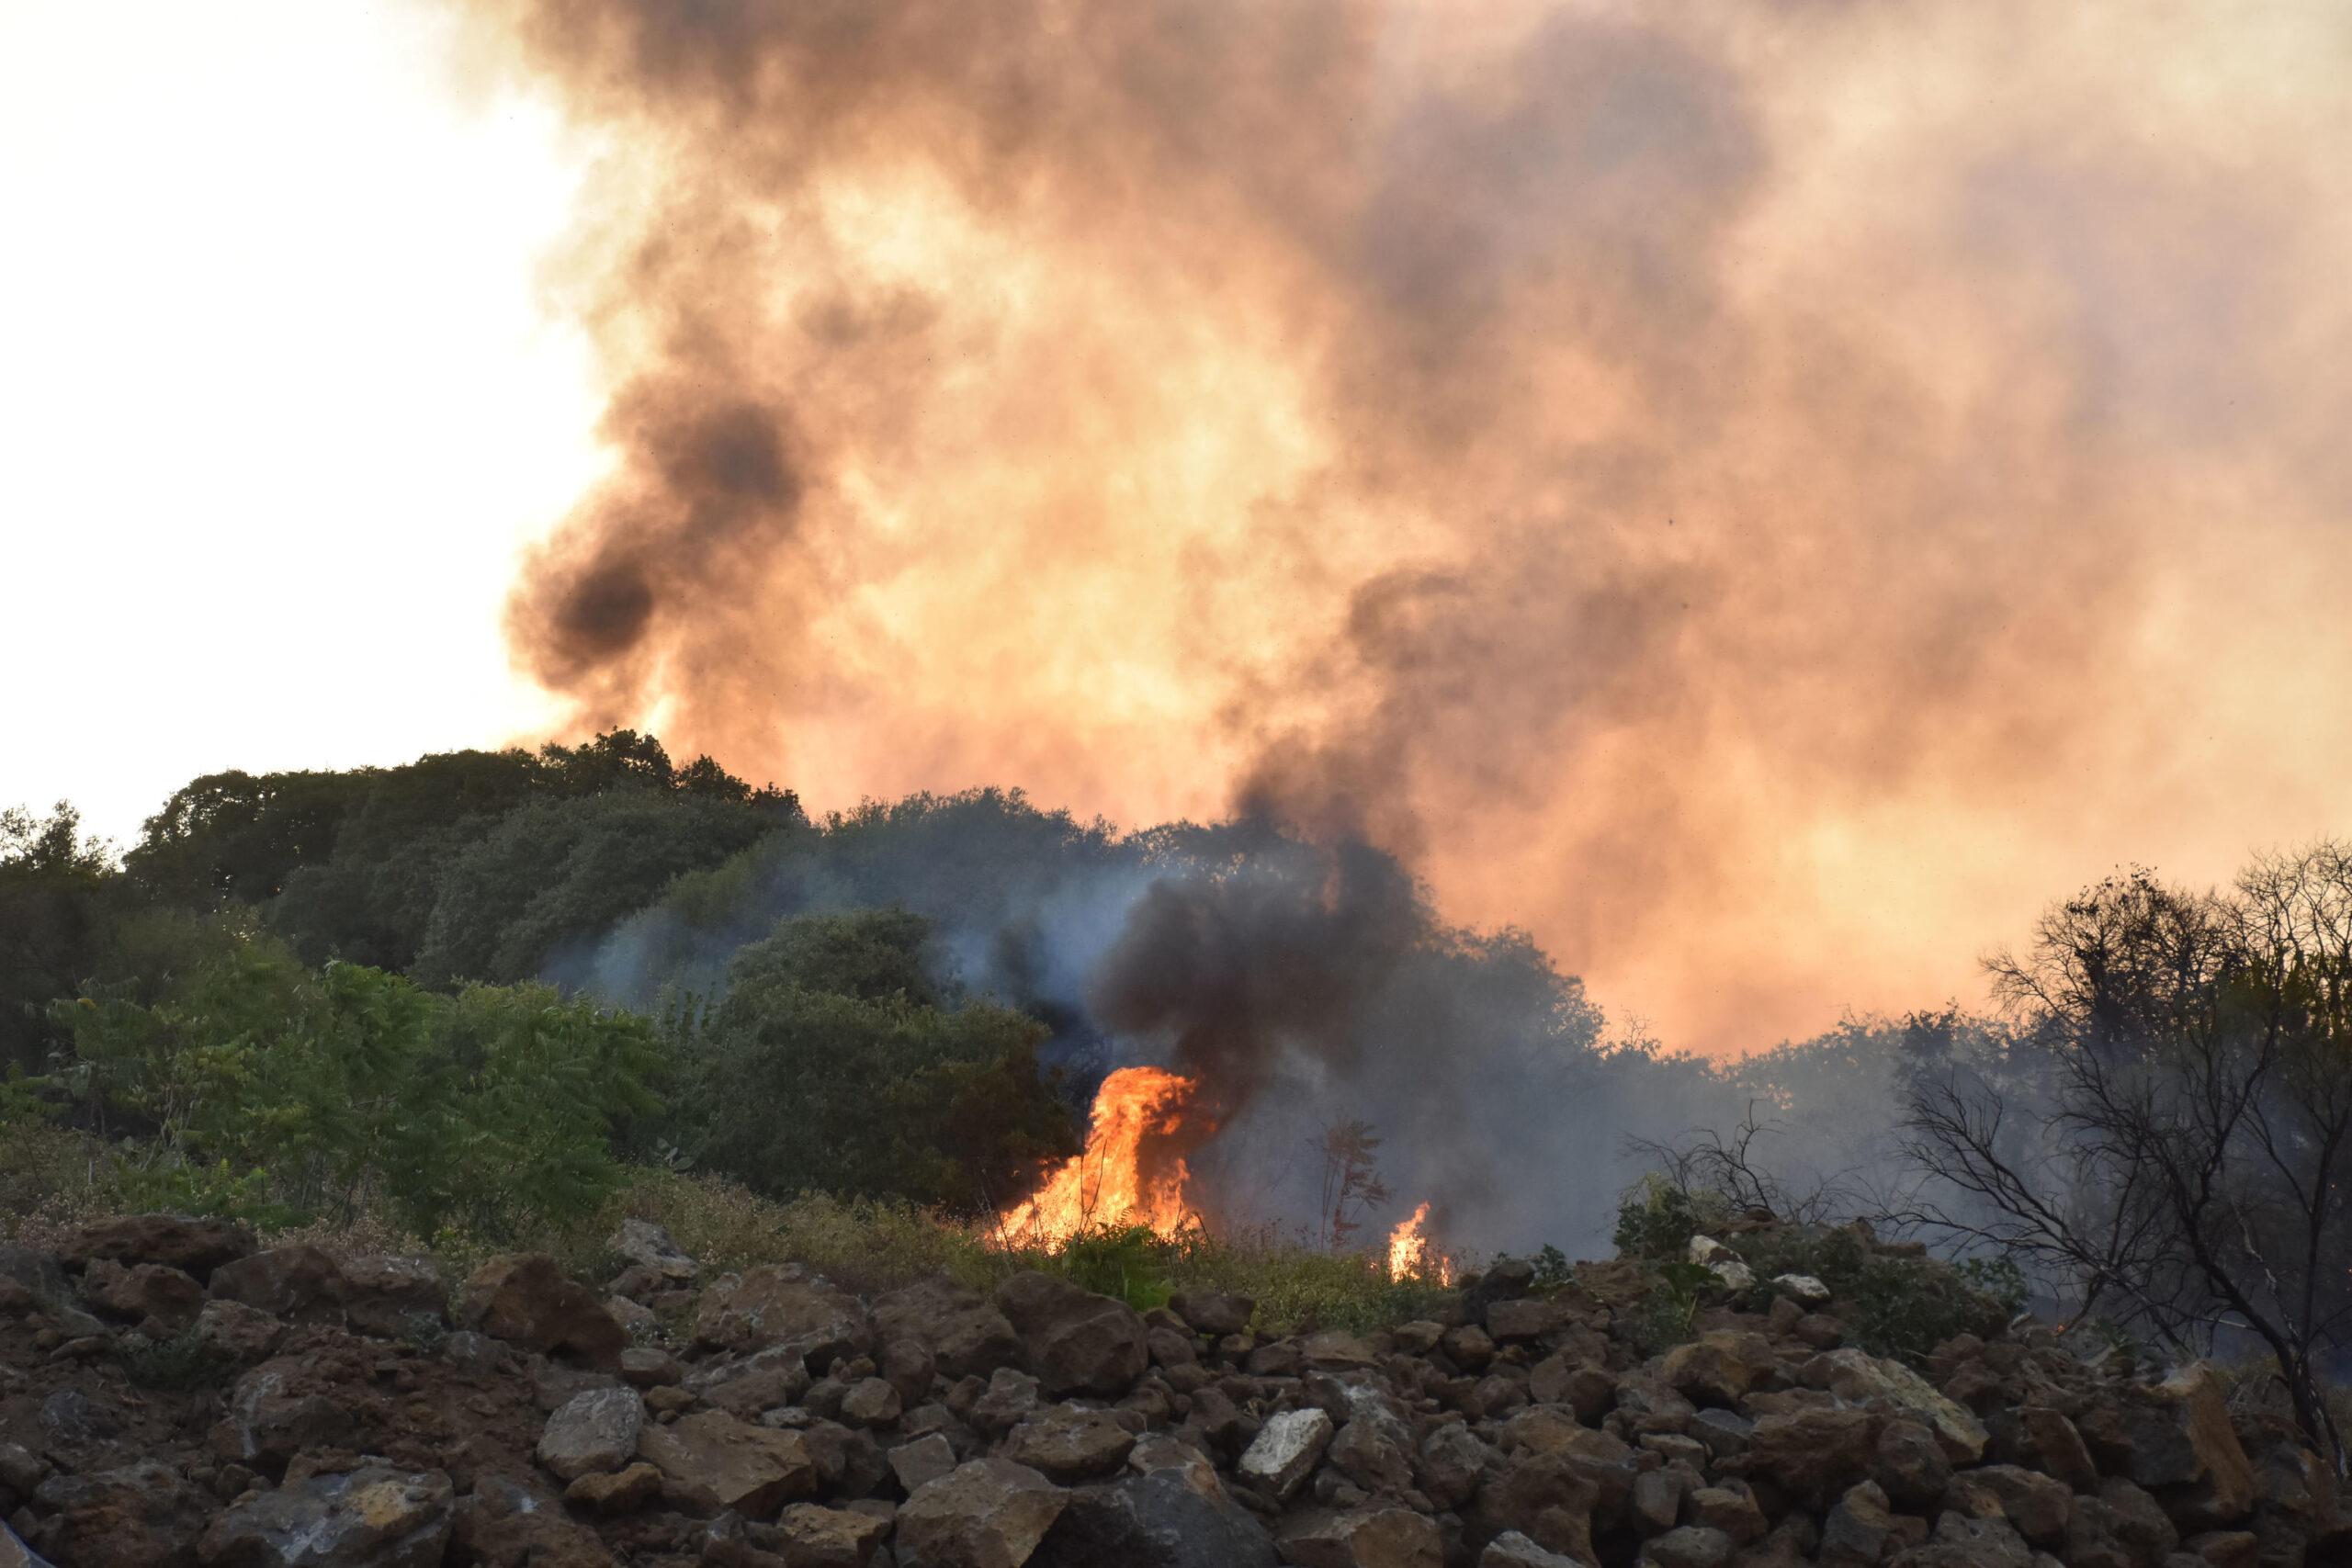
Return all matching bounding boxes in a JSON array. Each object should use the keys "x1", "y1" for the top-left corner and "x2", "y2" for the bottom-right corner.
[{"x1": 0, "y1": 733, "x2": 1080, "y2": 1238}]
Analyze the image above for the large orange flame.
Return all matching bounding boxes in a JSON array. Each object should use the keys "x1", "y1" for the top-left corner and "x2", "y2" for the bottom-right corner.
[
  {"x1": 1387, "y1": 1201, "x2": 1453, "y2": 1284},
  {"x1": 997, "y1": 1066, "x2": 1204, "y2": 1247}
]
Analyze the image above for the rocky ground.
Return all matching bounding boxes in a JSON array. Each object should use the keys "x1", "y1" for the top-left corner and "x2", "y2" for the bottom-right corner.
[{"x1": 1, "y1": 1213, "x2": 2343, "y2": 1568}]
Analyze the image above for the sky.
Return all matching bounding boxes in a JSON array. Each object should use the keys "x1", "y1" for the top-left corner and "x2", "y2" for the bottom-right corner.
[{"x1": 6, "y1": 1, "x2": 2350, "y2": 1055}]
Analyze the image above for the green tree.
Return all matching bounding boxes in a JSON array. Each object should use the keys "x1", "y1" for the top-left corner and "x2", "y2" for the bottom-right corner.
[{"x1": 0, "y1": 802, "x2": 115, "y2": 1074}]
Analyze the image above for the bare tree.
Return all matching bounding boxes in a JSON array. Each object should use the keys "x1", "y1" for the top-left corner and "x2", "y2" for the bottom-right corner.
[
  {"x1": 1624, "y1": 1100, "x2": 1860, "y2": 1229},
  {"x1": 1895, "y1": 850, "x2": 2352, "y2": 1473},
  {"x1": 1314, "y1": 1119, "x2": 1392, "y2": 1252}
]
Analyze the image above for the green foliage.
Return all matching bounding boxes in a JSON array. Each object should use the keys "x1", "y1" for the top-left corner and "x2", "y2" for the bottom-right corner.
[
  {"x1": 1, "y1": 801, "x2": 117, "y2": 1075},
  {"x1": 674, "y1": 910, "x2": 1077, "y2": 1212},
  {"x1": 1529, "y1": 1245, "x2": 1576, "y2": 1291},
  {"x1": 1627, "y1": 1260, "x2": 1715, "y2": 1354},
  {"x1": 1720, "y1": 1224, "x2": 2024, "y2": 1363},
  {"x1": 1612, "y1": 1175, "x2": 1731, "y2": 1264},
  {"x1": 52, "y1": 934, "x2": 663, "y2": 1240},
  {"x1": 1055, "y1": 1224, "x2": 1178, "y2": 1311},
  {"x1": 110, "y1": 1156, "x2": 295, "y2": 1229}
]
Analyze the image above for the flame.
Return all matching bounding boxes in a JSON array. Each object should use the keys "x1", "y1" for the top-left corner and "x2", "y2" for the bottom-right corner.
[
  {"x1": 998, "y1": 1066, "x2": 1204, "y2": 1247},
  {"x1": 1387, "y1": 1201, "x2": 1453, "y2": 1284}
]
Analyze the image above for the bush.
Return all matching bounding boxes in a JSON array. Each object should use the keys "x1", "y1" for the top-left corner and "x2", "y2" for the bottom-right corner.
[
  {"x1": 1612, "y1": 1175, "x2": 1732, "y2": 1265},
  {"x1": 1721, "y1": 1224, "x2": 2025, "y2": 1363}
]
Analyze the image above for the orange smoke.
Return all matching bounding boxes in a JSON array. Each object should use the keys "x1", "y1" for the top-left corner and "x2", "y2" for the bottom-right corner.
[
  {"x1": 997, "y1": 1066, "x2": 1207, "y2": 1247},
  {"x1": 1386, "y1": 1201, "x2": 1453, "y2": 1284},
  {"x1": 462, "y1": 0, "x2": 2352, "y2": 1053}
]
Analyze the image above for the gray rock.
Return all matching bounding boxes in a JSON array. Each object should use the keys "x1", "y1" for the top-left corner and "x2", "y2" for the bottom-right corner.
[
  {"x1": 537, "y1": 1386, "x2": 644, "y2": 1482},
  {"x1": 197, "y1": 1464, "x2": 453, "y2": 1568},
  {"x1": 1004, "y1": 1404, "x2": 1138, "y2": 1483},
  {"x1": 608, "y1": 1217, "x2": 698, "y2": 1280},
  {"x1": 637, "y1": 1409, "x2": 819, "y2": 1514},
  {"x1": 875, "y1": 1278, "x2": 1021, "y2": 1381},
  {"x1": 1275, "y1": 1506, "x2": 1443, "y2": 1568},
  {"x1": 1032, "y1": 1466, "x2": 1277, "y2": 1568},
  {"x1": 994, "y1": 1272, "x2": 1148, "y2": 1398},
  {"x1": 1238, "y1": 1407, "x2": 1334, "y2": 1500},
  {"x1": 1480, "y1": 1533, "x2": 1585, "y2": 1568},
  {"x1": 1641, "y1": 1526, "x2": 1734, "y2": 1568},
  {"x1": 892, "y1": 1433, "x2": 961, "y2": 1494},
  {"x1": 28, "y1": 1461, "x2": 206, "y2": 1568}
]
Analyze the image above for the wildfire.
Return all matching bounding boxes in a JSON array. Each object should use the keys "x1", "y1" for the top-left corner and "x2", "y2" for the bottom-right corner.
[
  {"x1": 1387, "y1": 1201, "x2": 1453, "y2": 1284},
  {"x1": 997, "y1": 1066, "x2": 1204, "y2": 1247}
]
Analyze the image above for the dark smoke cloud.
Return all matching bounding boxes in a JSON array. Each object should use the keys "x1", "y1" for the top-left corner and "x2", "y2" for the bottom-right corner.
[{"x1": 465, "y1": 0, "x2": 2352, "y2": 1052}]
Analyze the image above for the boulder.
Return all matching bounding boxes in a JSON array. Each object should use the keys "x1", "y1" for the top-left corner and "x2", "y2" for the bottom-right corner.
[
  {"x1": 1945, "y1": 1463, "x2": 2071, "y2": 1546},
  {"x1": 897, "y1": 1457, "x2": 1069, "y2": 1568},
  {"x1": 1736, "y1": 1407, "x2": 1879, "y2": 1507},
  {"x1": 1417, "y1": 1422, "x2": 1493, "y2": 1510},
  {"x1": 1275, "y1": 1506, "x2": 1444, "y2": 1568},
  {"x1": 892, "y1": 1432, "x2": 962, "y2": 1494},
  {"x1": 773, "y1": 1503, "x2": 892, "y2": 1568},
  {"x1": 1479, "y1": 1533, "x2": 1588, "y2": 1568},
  {"x1": 213, "y1": 1361, "x2": 350, "y2": 1472},
  {"x1": 208, "y1": 1245, "x2": 344, "y2": 1325},
  {"x1": 458, "y1": 1254, "x2": 626, "y2": 1368},
  {"x1": 2076, "y1": 1365, "x2": 2256, "y2": 1529},
  {"x1": 994, "y1": 1272, "x2": 1148, "y2": 1397},
  {"x1": 564, "y1": 1462, "x2": 662, "y2": 1515},
  {"x1": 841, "y1": 1376, "x2": 903, "y2": 1428},
  {"x1": 28, "y1": 1461, "x2": 208, "y2": 1568},
  {"x1": 1816, "y1": 1480, "x2": 1898, "y2": 1568},
  {"x1": 1640, "y1": 1527, "x2": 1734, "y2": 1568},
  {"x1": 695, "y1": 1265, "x2": 871, "y2": 1367},
  {"x1": 637, "y1": 1409, "x2": 818, "y2": 1515},
  {"x1": 192, "y1": 1299, "x2": 285, "y2": 1362},
  {"x1": 537, "y1": 1387, "x2": 645, "y2": 1482},
  {"x1": 608, "y1": 1217, "x2": 698, "y2": 1281},
  {"x1": 61, "y1": 1213, "x2": 254, "y2": 1280},
  {"x1": 1238, "y1": 1407, "x2": 1334, "y2": 1500},
  {"x1": 196, "y1": 1464, "x2": 453, "y2": 1568},
  {"x1": 1805, "y1": 1348, "x2": 1987, "y2": 1463},
  {"x1": 1169, "y1": 1291, "x2": 1253, "y2": 1337},
  {"x1": 1005, "y1": 1404, "x2": 1140, "y2": 1483},
  {"x1": 1770, "y1": 1273, "x2": 1830, "y2": 1304},
  {"x1": 1033, "y1": 1463, "x2": 1278, "y2": 1568},
  {"x1": 334, "y1": 1256, "x2": 445, "y2": 1337},
  {"x1": 81, "y1": 1258, "x2": 205, "y2": 1335},
  {"x1": 1659, "y1": 1331, "x2": 1775, "y2": 1406},
  {"x1": 876, "y1": 1278, "x2": 1022, "y2": 1380}
]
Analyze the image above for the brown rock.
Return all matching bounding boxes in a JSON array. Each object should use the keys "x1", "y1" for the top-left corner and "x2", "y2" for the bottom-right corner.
[
  {"x1": 1169, "y1": 1291, "x2": 1253, "y2": 1337},
  {"x1": 334, "y1": 1255, "x2": 445, "y2": 1337},
  {"x1": 638, "y1": 1410, "x2": 818, "y2": 1515},
  {"x1": 62, "y1": 1213, "x2": 254, "y2": 1280},
  {"x1": 208, "y1": 1245, "x2": 344, "y2": 1325},
  {"x1": 28, "y1": 1461, "x2": 208, "y2": 1568},
  {"x1": 841, "y1": 1376, "x2": 903, "y2": 1429},
  {"x1": 1527, "y1": 1357, "x2": 1614, "y2": 1422},
  {"x1": 1277, "y1": 1506, "x2": 1444, "y2": 1568},
  {"x1": 81, "y1": 1258, "x2": 205, "y2": 1335},
  {"x1": 896, "y1": 1457, "x2": 1069, "y2": 1568},
  {"x1": 537, "y1": 1387, "x2": 646, "y2": 1482},
  {"x1": 698, "y1": 1265, "x2": 872, "y2": 1367},
  {"x1": 458, "y1": 1254, "x2": 626, "y2": 1368},
  {"x1": 1659, "y1": 1331, "x2": 1775, "y2": 1407},
  {"x1": 2076, "y1": 1365, "x2": 2256, "y2": 1529},
  {"x1": 196, "y1": 1462, "x2": 453, "y2": 1568},
  {"x1": 876, "y1": 1278, "x2": 1021, "y2": 1381},
  {"x1": 773, "y1": 1502, "x2": 892, "y2": 1568},
  {"x1": 192, "y1": 1299, "x2": 284, "y2": 1362},
  {"x1": 1005, "y1": 1404, "x2": 1138, "y2": 1483},
  {"x1": 565, "y1": 1461, "x2": 662, "y2": 1515},
  {"x1": 1946, "y1": 1463, "x2": 2072, "y2": 1546},
  {"x1": 1736, "y1": 1406, "x2": 1879, "y2": 1507},
  {"x1": 1869, "y1": 1418, "x2": 1951, "y2": 1510},
  {"x1": 2015, "y1": 1404, "x2": 2098, "y2": 1491},
  {"x1": 1816, "y1": 1480, "x2": 1899, "y2": 1568},
  {"x1": 994, "y1": 1272, "x2": 1148, "y2": 1397}
]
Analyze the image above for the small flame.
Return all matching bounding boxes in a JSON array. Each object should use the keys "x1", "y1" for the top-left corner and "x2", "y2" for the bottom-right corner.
[
  {"x1": 998, "y1": 1066, "x2": 1204, "y2": 1247},
  {"x1": 1388, "y1": 1201, "x2": 1453, "y2": 1283}
]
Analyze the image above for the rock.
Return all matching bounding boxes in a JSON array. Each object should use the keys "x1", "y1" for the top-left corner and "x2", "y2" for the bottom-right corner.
[
  {"x1": 451, "y1": 1475, "x2": 617, "y2": 1568},
  {"x1": 993, "y1": 1272, "x2": 1149, "y2": 1397},
  {"x1": 1870, "y1": 1418, "x2": 1951, "y2": 1510},
  {"x1": 876, "y1": 1278, "x2": 1022, "y2": 1381},
  {"x1": 196, "y1": 1463, "x2": 453, "y2": 1568},
  {"x1": 537, "y1": 1387, "x2": 645, "y2": 1482},
  {"x1": 1301, "y1": 1330, "x2": 1381, "y2": 1371},
  {"x1": 1659, "y1": 1331, "x2": 1775, "y2": 1406},
  {"x1": 1640, "y1": 1527, "x2": 1734, "y2": 1568},
  {"x1": 1687, "y1": 1486, "x2": 1767, "y2": 1545},
  {"x1": 692, "y1": 1344, "x2": 816, "y2": 1416},
  {"x1": 1817, "y1": 1480, "x2": 1897, "y2": 1568},
  {"x1": 1329, "y1": 1416, "x2": 1415, "y2": 1495},
  {"x1": 1807, "y1": 1348, "x2": 1987, "y2": 1462},
  {"x1": 2076, "y1": 1365, "x2": 2256, "y2": 1528},
  {"x1": 2065, "y1": 1478, "x2": 2180, "y2": 1568},
  {"x1": 62, "y1": 1213, "x2": 254, "y2": 1280},
  {"x1": 1442, "y1": 1325, "x2": 1497, "y2": 1371},
  {"x1": 0, "y1": 1441, "x2": 49, "y2": 1500},
  {"x1": 564, "y1": 1461, "x2": 663, "y2": 1515},
  {"x1": 697, "y1": 1265, "x2": 872, "y2": 1367},
  {"x1": 971, "y1": 1366, "x2": 1044, "y2": 1432},
  {"x1": 608, "y1": 1217, "x2": 698, "y2": 1280},
  {"x1": 1, "y1": 1521, "x2": 51, "y2": 1568},
  {"x1": 1486, "y1": 1298, "x2": 1566, "y2": 1342},
  {"x1": 1527, "y1": 1358, "x2": 1615, "y2": 1423},
  {"x1": 1032, "y1": 1464, "x2": 1279, "y2": 1568},
  {"x1": 1469, "y1": 1453, "x2": 1600, "y2": 1562},
  {"x1": 842, "y1": 1376, "x2": 904, "y2": 1428},
  {"x1": 213, "y1": 1361, "x2": 348, "y2": 1472},
  {"x1": 1479, "y1": 1533, "x2": 1587, "y2": 1568},
  {"x1": 1239, "y1": 1408, "x2": 1335, "y2": 1500},
  {"x1": 2014, "y1": 1405, "x2": 2098, "y2": 1491},
  {"x1": 1416, "y1": 1422, "x2": 1492, "y2": 1510},
  {"x1": 192, "y1": 1299, "x2": 284, "y2": 1361},
  {"x1": 80, "y1": 1258, "x2": 205, "y2": 1335},
  {"x1": 774, "y1": 1503, "x2": 893, "y2": 1568},
  {"x1": 1005, "y1": 1404, "x2": 1139, "y2": 1483},
  {"x1": 897, "y1": 1458, "x2": 1069, "y2": 1568},
  {"x1": 1169, "y1": 1292, "x2": 1253, "y2": 1337},
  {"x1": 638, "y1": 1409, "x2": 818, "y2": 1514},
  {"x1": 1948, "y1": 1464, "x2": 2072, "y2": 1546},
  {"x1": 208, "y1": 1245, "x2": 344, "y2": 1325},
  {"x1": 28, "y1": 1461, "x2": 208, "y2": 1568},
  {"x1": 1738, "y1": 1406, "x2": 1880, "y2": 1507},
  {"x1": 1771, "y1": 1274, "x2": 1830, "y2": 1304},
  {"x1": 1275, "y1": 1506, "x2": 1443, "y2": 1568},
  {"x1": 893, "y1": 1433, "x2": 962, "y2": 1494},
  {"x1": 618, "y1": 1346, "x2": 684, "y2": 1387},
  {"x1": 1894, "y1": 1513, "x2": 2034, "y2": 1567},
  {"x1": 334, "y1": 1256, "x2": 445, "y2": 1337},
  {"x1": 884, "y1": 1336, "x2": 941, "y2": 1403},
  {"x1": 458, "y1": 1254, "x2": 626, "y2": 1368}
]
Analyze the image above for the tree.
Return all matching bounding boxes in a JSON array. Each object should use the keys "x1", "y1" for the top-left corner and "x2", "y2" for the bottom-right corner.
[
  {"x1": 0, "y1": 802, "x2": 115, "y2": 1074},
  {"x1": 1896, "y1": 851, "x2": 2352, "y2": 1473},
  {"x1": 674, "y1": 909, "x2": 1077, "y2": 1211},
  {"x1": 1313, "y1": 1119, "x2": 1391, "y2": 1250}
]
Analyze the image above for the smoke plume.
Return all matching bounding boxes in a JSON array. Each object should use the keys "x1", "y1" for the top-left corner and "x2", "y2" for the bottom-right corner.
[{"x1": 465, "y1": 0, "x2": 2352, "y2": 1048}]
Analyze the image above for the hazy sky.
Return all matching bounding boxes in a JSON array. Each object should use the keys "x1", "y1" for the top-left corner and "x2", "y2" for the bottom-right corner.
[
  {"x1": 0, "y1": 2, "x2": 591, "y2": 841},
  {"x1": 6, "y1": 1, "x2": 2350, "y2": 1055}
]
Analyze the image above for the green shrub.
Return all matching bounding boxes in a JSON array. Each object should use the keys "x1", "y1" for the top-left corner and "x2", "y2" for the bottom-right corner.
[
  {"x1": 120, "y1": 1327, "x2": 233, "y2": 1392},
  {"x1": 1612, "y1": 1176, "x2": 1731, "y2": 1265},
  {"x1": 1722, "y1": 1225, "x2": 2025, "y2": 1363}
]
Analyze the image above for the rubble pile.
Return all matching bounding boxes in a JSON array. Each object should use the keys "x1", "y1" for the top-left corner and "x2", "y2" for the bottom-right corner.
[{"x1": 1, "y1": 1213, "x2": 2341, "y2": 1567}]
